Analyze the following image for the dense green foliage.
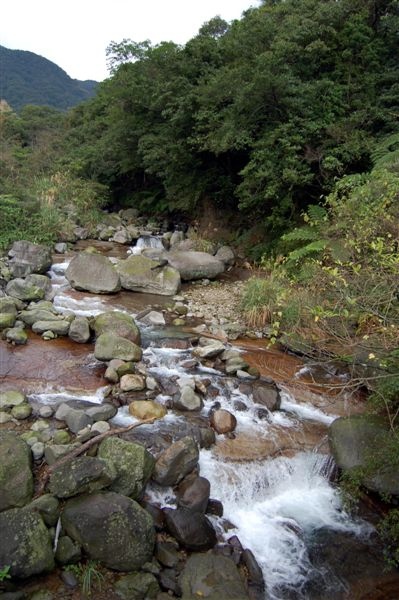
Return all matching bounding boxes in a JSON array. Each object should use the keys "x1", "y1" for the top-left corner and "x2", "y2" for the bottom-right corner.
[
  {"x1": 0, "y1": 45, "x2": 97, "y2": 111},
  {"x1": 60, "y1": 0, "x2": 398, "y2": 251}
]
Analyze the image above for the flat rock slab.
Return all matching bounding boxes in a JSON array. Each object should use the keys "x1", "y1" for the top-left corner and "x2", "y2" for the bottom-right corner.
[
  {"x1": 116, "y1": 255, "x2": 181, "y2": 296},
  {"x1": 167, "y1": 251, "x2": 225, "y2": 281}
]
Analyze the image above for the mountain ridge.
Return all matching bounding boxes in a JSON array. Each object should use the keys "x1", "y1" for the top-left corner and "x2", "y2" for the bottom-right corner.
[{"x1": 0, "y1": 45, "x2": 98, "y2": 111}]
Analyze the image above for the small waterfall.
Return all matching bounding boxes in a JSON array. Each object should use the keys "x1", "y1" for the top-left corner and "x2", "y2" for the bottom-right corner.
[{"x1": 129, "y1": 235, "x2": 164, "y2": 255}]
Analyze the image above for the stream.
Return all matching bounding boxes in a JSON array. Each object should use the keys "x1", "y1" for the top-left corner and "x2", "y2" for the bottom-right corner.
[{"x1": 2, "y1": 240, "x2": 399, "y2": 599}]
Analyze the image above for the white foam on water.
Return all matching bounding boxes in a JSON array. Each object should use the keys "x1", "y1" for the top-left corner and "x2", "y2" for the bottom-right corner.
[
  {"x1": 28, "y1": 386, "x2": 107, "y2": 405},
  {"x1": 280, "y1": 390, "x2": 338, "y2": 425},
  {"x1": 199, "y1": 449, "x2": 371, "y2": 600},
  {"x1": 128, "y1": 235, "x2": 164, "y2": 255},
  {"x1": 53, "y1": 293, "x2": 110, "y2": 317}
]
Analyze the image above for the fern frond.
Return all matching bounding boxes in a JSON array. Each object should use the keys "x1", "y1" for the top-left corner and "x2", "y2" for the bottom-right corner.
[
  {"x1": 371, "y1": 133, "x2": 399, "y2": 169},
  {"x1": 286, "y1": 239, "x2": 327, "y2": 263},
  {"x1": 282, "y1": 226, "x2": 321, "y2": 243},
  {"x1": 306, "y1": 204, "x2": 328, "y2": 223}
]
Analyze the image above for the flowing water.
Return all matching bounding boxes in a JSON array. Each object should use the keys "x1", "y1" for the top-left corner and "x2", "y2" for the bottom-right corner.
[{"x1": 2, "y1": 245, "x2": 399, "y2": 599}]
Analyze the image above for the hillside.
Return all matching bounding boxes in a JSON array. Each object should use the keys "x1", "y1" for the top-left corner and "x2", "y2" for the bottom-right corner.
[{"x1": 0, "y1": 45, "x2": 98, "y2": 111}]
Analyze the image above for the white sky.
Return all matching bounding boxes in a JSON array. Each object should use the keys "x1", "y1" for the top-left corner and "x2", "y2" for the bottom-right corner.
[{"x1": 2, "y1": 0, "x2": 260, "y2": 82}]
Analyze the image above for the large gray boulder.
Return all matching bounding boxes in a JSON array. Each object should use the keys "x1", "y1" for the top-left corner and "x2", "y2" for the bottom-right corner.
[
  {"x1": 8, "y1": 240, "x2": 52, "y2": 277},
  {"x1": 329, "y1": 415, "x2": 399, "y2": 496},
  {"x1": 167, "y1": 251, "x2": 225, "y2": 281},
  {"x1": 179, "y1": 553, "x2": 250, "y2": 600},
  {"x1": 94, "y1": 332, "x2": 142, "y2": 362},
  {"x1": 116, "y1": 255, "x2": 181, "y2": 296},
  {"x1": 0, "y1": 508, "x2": 54, "y2": 578},
  {"x1": 66, "y1": 253, "x2": 121, "y2": 294},
  {"x1": 93, "y1": 311, "x2": 141, "y2": 345},
  {"x1": 0, "y1": 431, "x2": 33, "y2": 511},
  {"x1": 98, "y1": 437, "x2": 155, "y2": 499},
  {"x1": 49, "y1": 456, "x2": 116, "y2": 498},
  {"x1": 61, "y1": 491, "x2": 155, "y2": 571},
  {"x1": 152, "y1": 436, "x2": 199, "y2": 486}
]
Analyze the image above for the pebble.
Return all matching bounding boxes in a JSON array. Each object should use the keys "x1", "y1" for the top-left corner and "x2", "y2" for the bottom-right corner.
[
  {"x1": 31, "y1": 441, "x2": 45, "y2": 460},
  {"x1": 31, "y1": 419, "x2": 50, "y2": 431},
  {"x1": 39, "y1": 405, "x2": 54, "y2": 418}
]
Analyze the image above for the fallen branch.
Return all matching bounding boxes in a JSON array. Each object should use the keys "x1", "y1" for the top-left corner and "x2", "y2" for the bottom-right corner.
[{"x1": 35, "y1": 417, "x2": 157, "y2": 498}]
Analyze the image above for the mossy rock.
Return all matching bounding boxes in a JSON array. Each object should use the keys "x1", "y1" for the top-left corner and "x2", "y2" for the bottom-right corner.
[
  {"x1": 93, "y1": 311, "x2": 141, "y2": 345},
  {"x1": 0, "y1": 431, "x2": 33, "y2": 511},
  {"x1": 94, "y1": 333, "x2": 142, "y2": 362}
]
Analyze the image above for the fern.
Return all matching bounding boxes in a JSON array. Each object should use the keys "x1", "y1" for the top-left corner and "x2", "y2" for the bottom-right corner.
[
  {"x1": 286, "y1": 240, "x2": 327, "y2": 263},
  {"x1": 306, "y1": 204, "x2": 328, "y2": 223},
  {"x1": 371, "y1": 133, "x2": 399, "y2": 169},
  {"x1": 282, "y1": 226, "x2": 321, "y2": 243}
]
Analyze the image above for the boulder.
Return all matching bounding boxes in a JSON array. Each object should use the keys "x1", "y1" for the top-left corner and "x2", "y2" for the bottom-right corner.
[
  {"x1": 329, "y1": 415, "x2": 399, "y2": 496},
  {"x1": 85, "y1": 403, "x2": 117, "y2": 422},
  {"x1": 252, "y1": 380, "x2": 281, "y2": 411},
  {"x1": 6, "y1": 277, "x2": 45, "y2": 302},
  {"x1": 0, "y1": 389, "x2": 25, "y2": 409},
  {"x1": 177, "y1": 476, "x2": 211, "y2": 513},
  {"x1": 27, "y1": 494, "x2": 60, "y2": 527},
  {"x1": 49, "y1": 456, "x2": 117, "y2": 498},
  {"x1": 32, "y1": 319, "x2": 70, "y2": 336},
  {"x1": 192, "y1": 337, "x2": 226, "y2": 359},
  {"x1": 179, "y1": 553, "x2": 249, "y2": 600},
  {"x1": 164, "y1": 507, "x2": 217, "y2": 551},
  {"x1": 55, "y1": 536, "x2": 82, "y2": 565},
  {"x1": 128, "y1": 400, "x2": 167, "y2": 421},
  {"x1": 174, "y1": 386, "x2": 203, "y2": 411},
  {"x1": 139, "y1": 310, "x2": 166, "y2": 326},
  {"x1": 166, "y1": 251, "x2": 225, "y2": 281},
  {"x1": 120, "y1": 374, "x2": 146, "y2": 392},
  {"x1": 112, "y1": 228, "x2": 132, "y2": 245},
  {"x1": 68, "y1": 316, "x2": 90, "y2": 343},
  {"x1": 114, "y1": 572, "x2": 160, "y2": 600},
  {"x1": 94, "y1": 333, "x2": 142, "y2": 362},
  {"x1": 0, "y1": 431, "x2": 33, "y2": 511},
  {"x1": 55, "y1": 403, "x2": 93, "y2": 434},
  {"x1": 210, "y1": 409, "x2": 237, "y2": 434},
  {"x1": 152, "y1": 436, "x2": 199, "y2": 486},
  {"x1": 0, "y1": 508, "x2": 54, "y2": 578},
  {"x1": 61, "y1": 491, "x2": 155, "y2": 571},
  {"x1": 93, "y1": 311, "x2": 141, "y2": 345},
  {"x1": 116, "y1": 255, "x2": 181, "y2": 296},
  {"x1": 0, "y1": 297, "x2": 18, "y2": 319},
  {"x1": 66, "y1": 253, "x2": 121, "y2": 294},
  {"x1": 5, "y1": 326, "x2": 28, "y2": 344},
  {"x1": 20, "y1": 307, "x2": 59, "y2": 326},
  {"x1": 98, "y1": 437, "x2": 155, "y2": 499},
  {"x1": 215, "y1": 245, "x2": 235, "y2": 266},
  {"x1": 8, "y1": 240, "x2": 52, "y2": 277}
]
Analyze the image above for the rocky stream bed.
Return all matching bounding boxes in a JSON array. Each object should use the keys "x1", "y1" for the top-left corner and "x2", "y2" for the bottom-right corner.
[{"x1": 1, "y1": 214, "x2": 399, "y2": 600}]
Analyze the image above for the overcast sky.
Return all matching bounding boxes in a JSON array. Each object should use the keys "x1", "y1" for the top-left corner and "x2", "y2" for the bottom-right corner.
[{"x1": 2, "y1": 1, "x2": 260, "y2": 82}]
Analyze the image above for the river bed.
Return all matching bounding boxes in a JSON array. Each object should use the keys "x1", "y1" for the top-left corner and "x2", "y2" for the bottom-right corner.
[{"x1": 1, "y1": 243, "x2": 399, "y2": 599}]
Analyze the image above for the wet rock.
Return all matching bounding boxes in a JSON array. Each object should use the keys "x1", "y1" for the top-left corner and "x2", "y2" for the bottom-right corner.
[
  {"x1": 329, "y1": 415, "x2": 399, "y2": 496},
  {"x1": 155, "y1": 541, "x2": 180, "y2": 568},
  {"x1": 0, "y1": 431, "x2": 33, "y2": 511},
  {"x1": 167, "y1": 250, "x2": 225, "y2": 281},
  {"x1": 174, "y1": 385, "x2": 203, "y2": 411},
  {"x1": 49, "y1": 456, "x2": 116, "y2": 498},
  {"x1": 0, "y1": 389, "x2": 25, "y2": 409},
  {"x1": 164, "y1": 507, "x2": 217, "y2": 551},
  {"x1": 159, "y1": 568, "x2": 181, "y2": 596},
  {"x1": 192, "y1": 337, "x2": 226, "y2": 359},
  {"x1": 241, "y1": 548, "x2": 265, "y2": 591},
  {"x1": 95, "y1": 332, "x2": 142, "y2": 362},
  {"x1": 19, "y1": 307, "x2": 58, "y2": 326},
  {"x1": 55, "y1": 242, "x2": 68, "y2": 253},
  {"x1": 120, "y1": 373, "x2": 146, "y2": 392},
  {"x1": 177, "y1": 475, "x2": 211, "y2": 513},
  {"x1": 0, "y1": 297, "x2": 17, "y2": 329},
  {"x1": 112, "y1": 228, "x2": 132, "y2": 244},
  {"x1": 153, "y1": 436, "x2": 199, "y2": 486},
  {"x1": 93, "y1": 311, "x2": 141, "y2": 345},
  {"x1": 116, "y1": 254, "x2": 181, "y2": 296},
  {"x1": 44, "y1": 443, "x2": 81, "y2": 466},
  {"x1": 85, "y1": 403, "x2": 117, "y2": 422},
  {"x1": 114, "y1": 572, "x2": 160, "y2": 600},
  {"x1": 55, "y1": 403, "x2": 93, "y2": 433},
  {"x1": 55, "y1": 535, "x2": 82, "y2": 565},
  {"x1": 68, "y1": 316, "x2": 90, "y2": 343},
  {"x1": 32, "y1": 319, "x2": 70, "y2": 335},
  {"x1": 31, "y1": 441, "x2": 45, "y2": 460},
  {"x1": 252, "y1": 379, "x2": 281, "y2": 411},
  {"x1": 210, "y1": 409, "x2": 237, "y2": 434},
  {"x1": 207, "y1": 498, "x2": 224, "y2": 517},
  {"x1": 139, "y1": 310, "x2": 166, "y2": 326},
  {"x1": 62, "y1": 491, "x2": 155, "y2": 571},
  {"x1": 91, "y1": 421, "x2": 110, "y2": 435},
  {"x1": 8, "y1": 240, "x2": 52, "y2": 277},
  {"x1": 0, "y1": 508, "x2": 54, "y2": 578},
  {"x1": 5, "y1": 327, "x2": 28, "y2": 344},
  {"x1": 129, "y1": 400, "x2": 167, "y2": 420},
  {"x1": 66, "y1": 253, "x2": 121, "y2": 294},
  {"x1": 179, "y1": 553, "x2": 249, "y2": 599},
  {"x1": 98, "y1": 437, "x2": 155, "y2": 499}
]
